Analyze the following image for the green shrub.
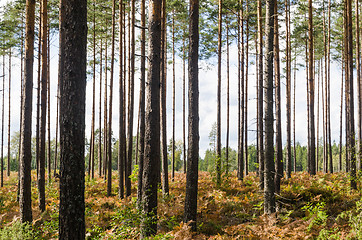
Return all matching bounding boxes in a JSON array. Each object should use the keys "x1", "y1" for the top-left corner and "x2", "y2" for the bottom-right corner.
[{"x1": 0, "y1": 221, "x2": 38, "y2": 240}]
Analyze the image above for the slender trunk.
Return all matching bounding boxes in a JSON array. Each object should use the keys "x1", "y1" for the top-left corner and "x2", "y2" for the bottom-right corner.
[
  {"x1": 293, "y1": 47, "x2": 297, "y2": 172},
  {"x1": 327, "y1": 0, "x2": 332, "y2": 173},
  {"x1": 226, "y1": 18, "x2": 230, "y2": 176},
  {"x1": 141, "y1": 0, "x2": 162, "y2": 236},
  {"x1": 274, "y1": 0, "x2": 282, "y2": 193},
  {"x1": 347, "y1": 0, "x2": 356, "y2": 189},
  {"x1": 36, "y1": 1, "x2": 41, "y2": 180},
  {"x1": 7, "y1": 51, "x2": 11, "y2": 177},
  {"x1": 126, "y1": 0, "x2": 136, "y2": 197},
  {"x1": 1, "y1": 56, "x2": 4, "y2": 187},
  {"x1": 98, "y1": 39, "x2": 103, "y2": 177},
  {"x1": 257, "y1": 0, "x2": 264, "y2": 188},
  {"x1": 172, "y1": 12, "x2": 176, "y2": 181},
  {"x1": 47, "y1": 27, "x2": 51, "y2": 180},
  {"x1": 182, "y1": 38, "x2": 186, "y2": 174},
  {"x1": 107, "y1": 0, "x2": 116, "y2": 197},
  {"x1": 20, "y1": 0, "x2": 35, "y2": 223},
  {"x1": 160, "y1": 0, "x2": 169, "y2": 194},
  {"x1": 285, "y1": 0, "x2": 291, "y2": 178},
  {"x1": 264, "y1": 0, "x2": 275, "y2": 214},
  {"x1": 90, "y1": 0, "x2": 96, "y2": 179},
  {"x1": 216, "y1": 0, "x2": 222, "y2": 186},
  {"x1": 339, "y1": 47, "x2": 344, "y2": 172},
  {"x1": 356, "y1": 0, "x2": 361, "y2": 169},
  {"x1": 317, "y1": 61, "x2": 320, "y2": 172},
  {"x1": 103, "y1": 36, "x2": 108, "y2": 178},
  {"x1": 184, "y1": 0, "x2": 199, "y2": 231},
  {"x1": 118, "y1": 0, "x2": 124, "y2": 199},
  {"x1": 308, "y1": 0, "x2": 316, "y2": 175},
  {"x1": 137, "y1": 0, "x2": 146, "y2": 203},
  {"x1": 244, "y1": 0, "x2": 249, "y2": 175}
]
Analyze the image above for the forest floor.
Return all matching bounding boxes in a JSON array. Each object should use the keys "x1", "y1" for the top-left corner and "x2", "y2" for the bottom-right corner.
[{"x1": 0, "y1": 170, "x2": 362, "y2": 239}]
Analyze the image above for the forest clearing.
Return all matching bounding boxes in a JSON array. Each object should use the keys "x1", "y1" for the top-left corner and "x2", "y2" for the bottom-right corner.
[{"x1": 1, "y1": 171, "x2": 362, "y2": 239}]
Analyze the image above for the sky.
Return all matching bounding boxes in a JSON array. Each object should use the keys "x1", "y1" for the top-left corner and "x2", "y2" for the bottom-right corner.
[{"x1": 0, "y1": 0, "x2": 355, "y2": 159}]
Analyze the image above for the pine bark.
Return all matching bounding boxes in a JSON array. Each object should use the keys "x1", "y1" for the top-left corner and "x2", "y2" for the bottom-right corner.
[
  {"x1": 216, "y1": 0, "x2": 222, "y2": 186},
  {"x1": 274, "y1": 0, "x2": 282, "y2": 193},
  {"x1": 172, "y1": 12, "x2": 176, "y2": 181},
  {"x1": 137, "y1": 0, "x2": 146, "y2": 203},
  {"x1": 141, "y1": 0, "x2": 162, "y2": 236},
  {"x1": 19, "y1": 0, "x2": 35, "y2": 223},
  {"x1": 58, "y1": 0, "x2": 87, "y2": 237},
  {"x1": 264, "y1": 0, "x2": 275, "y2": 215},
  {"x1": 184, "y1": 0, "x2": 199, "y2": 231},
  {"x1": 308, "y1": 0, "x2": 316, "y2": 175},
  {"x1": 7, "y1": 51, "x2": 11, "y2": 177},
  {"x1": 107, "y1": 0, "x2": 116, "y2": 197},
  {"x1": 285, "y1": 0, "x2": 291, "y2": 178},
  {"x1": 257, "y1": 0, "x2": 264, "y2": 188}
]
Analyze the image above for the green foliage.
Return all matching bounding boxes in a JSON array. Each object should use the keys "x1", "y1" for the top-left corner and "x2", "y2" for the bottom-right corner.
[
  {"x1": 302, "y1": 202, "x2": 328, "y2": 232},
  {"x1": 0, "y1": 221, "x2": 39, "y2": 240}
]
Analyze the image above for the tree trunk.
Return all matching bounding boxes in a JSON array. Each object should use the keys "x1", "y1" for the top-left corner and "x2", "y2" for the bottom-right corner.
[
  {"x1": 107, "y1": 0, "x2": 116, "y2": 197},
  {"x1": 19, "y1": 0, "x2": 35, "y2": 223},
  {"x1": 58, "y1": 0, "x2": 87, "y2": 237},
  {"x1": 356, "y1": 0, "x2": 361, "y2": 169},
  {"x1": 293, "y1": 47, "x2": 297, "y2": 172},
  {"x1": 1, "y1": 57, "x2": 4, "y2": 187},
  {"x1": 339, "y1": 39, "x2": 344, "y2": 172},
  {"x1": 285, "y1": 0, "x2": 291, "y2": 179},
  {"x1": 226, "y1": 18, "x2": 230, "y2": 176},
  {"x1": 103, "y1": 36, "x2": 108, "y2": 178},
  {"x1": 244, "y1": 0, "x2": 249, "y2": 176},
  {"x1": 184, "y1": 0, "x2": 199, "y2": 231},
  {"x1": 274, "y1": 0, "x2": 282, "y2": 193},
  {"x1": 264, "y1": 0, "x2": 275, "y2": 215},
  {"x1": 137, "y1": 0, "x2": 146, "y2": 203},
  {"x1": 38, "y1": 0, "x2": 47, "y2": 212},
  {"x1": 7, "y1": 50, "x2": 11, "y2": 177},
  {"x1": 160, "y1": 0, "x2": 169, "y2": 195},
  {"x1": 182, "y1": 38, "x2": 186, "y2": 174},
  {"x1": 126, "y1": 0, "x2": 136, "y2": 197},
  {"x1": 118, "y1": 0, "x2": 125, "y2": 199},
  {"x1": 47, "y1": 27, "x2": 51, "y2": 181},
  {"x1": 347, "y1": 0, "x2": 356, "y2": 189},
  {"x1": 216, "y1": 0, "x2": 222, "y2": 186},
  {"x1": 98, "y1": 39, "x2": 103, "y2": 177},
  {"x1": 141, "y1": 0, "x2": 162, "y2": 236},
  {"x1": 257, "y1": 0, "x2": 264, "y2": 188},
  {"x1": 308, "y1": 0, "x2": 316, "y2": 175},
  {"x1": 172, "y1": 11, "x2": 176, "y2": 181}
]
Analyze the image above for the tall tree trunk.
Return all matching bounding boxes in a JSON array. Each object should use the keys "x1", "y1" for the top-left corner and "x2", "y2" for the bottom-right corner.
[
  {"x1": 118, "y1": 0, "x2": 125, "y2": 199},
  {"x1": 244, "y1": 0, "x2": 249, "y2": 176},
  {"x1": 126, "y1": 0, "x2": 136, "y2": 197},
  {"x1": 107, "y1": 0, "x2": 116, "y2": 197},
  {"x1": 264, "y1": 0, "x2": 275, "y2": 215},
  {"x1": 160, "y1": 0, "x2": 169, "y2": 195},
  {"x1": 103, "y1": 36, "x2": 108, "y2": 178},
  {"x1": 98, "y1": 39, "x2": 103, "y2": 177},
  {"x1": 19, "y1": 0, "x2": 35, "y2": 223},
  {"x1": 327, "y1": 0, "x2": 332, "y2": 173},
  {"x1": 285, "y1": 0, "x2": 291, "y2": 179},
  {"x1": 339, "y1": 37, "x2": 344, "y2": 172},
  {"x1": 7, "y1": 50, "x2": 11, "y2": 177},
  {"x1": 141, "y1": 0, "x2": 162, "y2": 236},
  {"x1": 257, "y1": 0, "x2": 264, "y2": 188},
  {"x1": 356, "y1": 0, "x2": 361, "y2": 169},
  {"x1": 317, "y1": 61, "x2": 320, "y2": 171},
  {"x1": 59, "y1": 0, "x2": 87, "y2": 237},
  {"x1": 182, "y1": 38, "x2": 186, "y2": 174},
  {"x1": 35, "y1": 1, "x2": 41, "y2": 181},
  {"x1": 89, "y1": 0, "x2": 96, "y2": 179},
  {"x1": 293, "y1": 47, "x2": 297, "y2": 172},
  {"x1": 308, "y1": 0, "x2": 316, "y2": 175},
  {"x1": 1, "y1": 57, "x2": 4, "y2": 187},
  {"x1": 216, "y1": 0, "x2": 222, "y2": 186},
  {"x1": 347, "y1": 0, "x2": 356, "y2": 189},
  {"x1": 226, "y1": 18, "x2": 230, "y2": 176},
  {"x1": 38, "y1": 0, "x2": 47, "y2": 212},
  {"x1": 243, "y1": 0, "x2": 249, "y2": 176},
  {"x1": 47, "y1": 27, "x2": 51, "y2": 181},
  {"x1": 172, "y1": 11, "x2": 176, "y2": 181},
  {"x1": 137, "y1": 0, "x2": 146, "y2": 203},
  {"x1": 184, "y1": 0, "x2": 199, "y2": 231},
  {"x1": 274, "y1": 0, "x2": 282, "y2": 193}
]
